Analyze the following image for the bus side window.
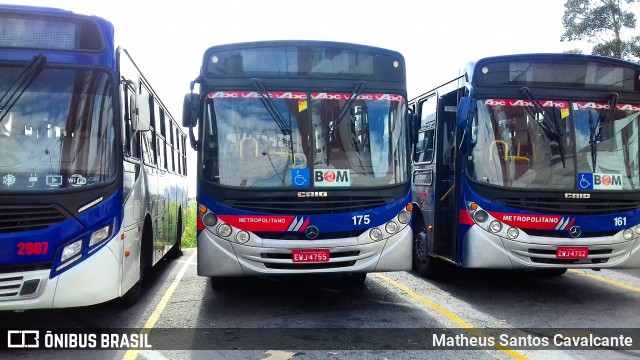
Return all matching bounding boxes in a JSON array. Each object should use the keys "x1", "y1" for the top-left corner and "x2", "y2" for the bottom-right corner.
[{"x1": 415, "y1": 95, "x2": 437, "y2": 163}]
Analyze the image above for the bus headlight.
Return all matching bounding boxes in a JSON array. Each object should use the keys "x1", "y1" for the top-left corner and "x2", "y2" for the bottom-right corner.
[
  {"x1": 202, "y1": 213, "x2": 218, "y2": 227},
  {"x1": 397, "y1": 210, "x2": 411, "y2": 224},
  {"x1": 635, "y1": 224, "x2": 640, "y2": 235},
  {"x1": 385, "y1": 221, "x2": 399, "y2": 234},
  {"x1": 507, "y1": 227, "x2": 519, "y2": 239},
  {"x1": 489, "y1": 220, "x2": 502, "y2": 233},
  {"x1": 61, "y1": 240, "x2": 83, "y2": 262},
  {"x1": 217, "y1": 224, "x2": 232, "y2": 238},
  {"x1": 623, "y1": 229, "x2": 634, "y2": 240},
  {"x1": 89, "y1": 225, "x2": 110, "y2": 247},
  {"x1": 236, "y1": 231, "x2": 250, "y2": 244},
  {"x1": 369, "y1": 228, "x2": 383, "y2": 241},
  {"x1": 473, "y1": 210, "x2": 488, "y2": 223}
]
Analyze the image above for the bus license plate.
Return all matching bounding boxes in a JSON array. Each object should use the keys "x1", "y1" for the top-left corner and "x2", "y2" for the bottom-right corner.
[
  {"x1": 556, "y1": 247, "x2": 588, "y2": 259},
  {"x1": 292, "y1": 249, "x2": 330, "y2": 263}
]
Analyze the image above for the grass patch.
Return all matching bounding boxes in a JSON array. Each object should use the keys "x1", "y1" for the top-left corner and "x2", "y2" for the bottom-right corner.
[{"x1": 182, "y1": 199, "x2": 197, "y2": 248}]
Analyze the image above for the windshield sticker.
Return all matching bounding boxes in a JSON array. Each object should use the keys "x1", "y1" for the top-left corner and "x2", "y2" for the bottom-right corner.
[
  {"x1": 484, "y1": 99, "x2": 569, "y2": 109},
  {"x1": 298, "y1": 100, "x2": 308, "y2": 112},
  {"x1": 578, "y1": 173, "x2": 623, "y2": 190},
  {"x1": 217, "y1": 215, "x2": 309, "y2": 232},
  {"x1": 313, "y1": 169, "x2": 350, "y2": 187},
  {"x1": 205, "y1": 91, "x2": 307, "y2": 100},
  {"x1": 573, "y1": 102, "x2": 640, "y2": 111},
  {"x1": 311, "y1": 93, "x2": 405, "y2": 103},
  {"x1": 561, "y1": 108, "x2": 570, "y2": 119},
  {"x1": 291, "y1": 168, "x2": 310, "y2": 187}
]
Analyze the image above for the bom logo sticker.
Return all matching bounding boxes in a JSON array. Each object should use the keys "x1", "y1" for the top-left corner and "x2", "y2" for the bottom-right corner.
[
  {"x1": 578, "y1": 173, "x2": 623, "y2": 190},
  {"x1": 313, "y1": 169, "x2": 350, "y2": 187}
]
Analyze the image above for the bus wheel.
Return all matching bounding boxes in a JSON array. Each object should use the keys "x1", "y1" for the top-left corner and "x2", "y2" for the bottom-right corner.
[
  {"x1": 343, "y1": 272, "x2": 366, "y2": 286},
  {"x1": 167, "y1": 215, "x2": 183, "y2": 259},
  {"x1": 210, "y1": 277, "x2": 235, "y2": 290},
  {"x1": 413, "y1": 231, "x2": 442, "y2": 279},
  {"x1": 535, "y1": 268, "x2": 567, "y2": 277}
]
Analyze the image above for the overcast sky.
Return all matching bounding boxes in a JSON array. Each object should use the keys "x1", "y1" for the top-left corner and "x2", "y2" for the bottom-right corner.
[{"x1": 9, "y1": 0, "x2": 582, "y2": 193}]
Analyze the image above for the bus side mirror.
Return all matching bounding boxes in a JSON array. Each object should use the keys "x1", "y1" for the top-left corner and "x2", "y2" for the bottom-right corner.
[
  {"x1": 456, "y1": 97, "x2": 472, "y2": 130},
  {"x1": 130, "y1": 94, "x2": 150, "y2": 132},
  {"x1": 409, "y1": 111, "x2": 419, "y2": 145},
  {"x1": 182, "y1": 93, "x2": 200, "y2": 127}
]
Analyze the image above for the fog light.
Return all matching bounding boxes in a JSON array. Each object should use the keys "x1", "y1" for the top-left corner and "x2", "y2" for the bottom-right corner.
[
  {"x1": 473, "y1": 210, "x2": 488, "y2": 223},
  {"x1": 369, "y1": 228, "x2": 383, "y2": 241},
  {"x1": 507, "y1": 227, "x2": 519, "y2": 239},
  {"x1": 385, "y1": 221, "x2": 399, "y2": 234},
  {"x1": 489, "y1": 220, "x2": 502, "y2": 233},
  {"x1": 61, "y1": 240, "x2": 82, "y2": 262},
  {"x1": 89, "y1": 225, "x2": 110, "y2": 247},
  {"x1": 202, "y1": 213, "x2": 218, "y2": 227},
  {"x1": 398, "y1": 211, "x2": 411, "y2": 224},
  {"x1": 623, "y1": 229, "x2": 634, "y2": 240},
  {"x1": 236, "y1": 231, "x2": 250, "y2": 244},
  {"x1": 217, "y1": 224, "x2": 232, "y2": 238}
]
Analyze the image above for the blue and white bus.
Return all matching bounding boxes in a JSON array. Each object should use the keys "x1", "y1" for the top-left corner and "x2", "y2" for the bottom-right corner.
[
  {"x1": 409, "y1": 53, "x2": 640, "y2": 277},
  {"x1": 0, "y1": 5, "x2": 188, "y2": 309},
  {"x1": 183, "y1": 41, "x2": 412, "y2": 286}
]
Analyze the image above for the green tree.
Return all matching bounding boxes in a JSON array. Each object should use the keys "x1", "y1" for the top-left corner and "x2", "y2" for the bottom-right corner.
[{"x1": 561, "y1": 0, "x2": 640, "y2": 61}]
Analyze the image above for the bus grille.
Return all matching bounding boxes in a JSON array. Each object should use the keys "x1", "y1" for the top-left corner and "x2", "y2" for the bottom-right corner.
[
  {"x1": 0, "y1": 204, "x2": 68, "y2": 233},
  {"x1": 496, "y1": 198, "x2": 640, "y2": 215},
  {"x1": 254, "y1": 230, "x2": 364, "y2": 240},
  {"x1": 225, "y1": 197, "x2": 393, "y2": 215}
]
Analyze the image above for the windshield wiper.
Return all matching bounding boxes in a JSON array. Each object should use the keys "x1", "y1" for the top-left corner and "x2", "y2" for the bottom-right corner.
[
  {"x1": 520, "y1": 87, "x2": 566, "y2": 167},
  {"x1": 588, "y1": 92, "x2": 619, "y2": 172},
  {"x1": 251, "y1": 78, "x2": 291, "y2": 137},
  {"x1": 0, "y1": 54, "x2": 47, "y2": 124},
  {"x1": 251, "y1": 78, "x2": 294, "y2": 185},
  {"x1": 328, "y1": 81, "x2": 366, "y2": 139},
  {"x1": 325, "y1": 81, "x2": 366, "y2": 167}
]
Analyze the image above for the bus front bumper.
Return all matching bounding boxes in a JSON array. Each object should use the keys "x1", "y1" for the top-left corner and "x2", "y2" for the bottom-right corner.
[
  {"x1": 197, "y1": 226, "x2": 412, "y2": 277},
  {"x1": 461, "y1": 225, "x2": 640, "y2": 269},
  {"x1": 0, "y1": 236, "x2": 121, "y2": 311}
]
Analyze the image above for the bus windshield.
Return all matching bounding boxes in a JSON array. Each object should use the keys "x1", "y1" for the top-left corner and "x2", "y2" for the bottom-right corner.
[
  {"x1": 0, "y1": 66, "x2": 116, "y2": 191},
  {"x1": 467, "y1": 98, "x2": 640, "y2": 190},
  {"x1": 202, "y1": 91, "x2": 407, "y2": 188}
]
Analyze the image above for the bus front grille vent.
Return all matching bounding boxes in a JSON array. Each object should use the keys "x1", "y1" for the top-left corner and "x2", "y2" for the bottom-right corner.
[
  {"x1": 0, "y1": 204, "x2": 68, "y2": 233},
  {"x1": 254, "y1": 230, "x2": 364, "y2": 241},
  {"x1": 496, "y1": 198, "x2": 640, "y2": 215},
  {"x1": 225, "y1": 197, "x2": 393, "y2": 215}
]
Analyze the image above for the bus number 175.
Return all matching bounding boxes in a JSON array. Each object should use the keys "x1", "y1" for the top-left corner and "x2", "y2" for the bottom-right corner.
[{"x1": 352, "y1": 215, "x2": 370, "y2": 225}]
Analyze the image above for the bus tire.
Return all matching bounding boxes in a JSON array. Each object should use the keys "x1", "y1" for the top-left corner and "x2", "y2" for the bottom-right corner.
[
  {"x1": 413, "y1": 231, "x2": 444, "y2": 279},
  {"x1": 343, "y1": 272, "x2": 366, "y2": 286},
  {"x1": 210, "y1": 276, "x2": 235, "y2": 290},
  {"x1": 167, "y1": 212, "x2": 183, "y2": 259},
  {"x1": 535, "y1": 268, "x2": 567, "y2": 277}
]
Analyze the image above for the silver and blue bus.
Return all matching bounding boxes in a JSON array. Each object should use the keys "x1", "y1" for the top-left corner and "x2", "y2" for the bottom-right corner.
[
  {"x1": 410, "y1": 53, "x2": 640, "y2": 277},
  {"x1": 183, "y1": 41, "x2": 412, "y2": 286},
  {"x1": 0, "y1": 5, "x2": 188, "y2": 309}
]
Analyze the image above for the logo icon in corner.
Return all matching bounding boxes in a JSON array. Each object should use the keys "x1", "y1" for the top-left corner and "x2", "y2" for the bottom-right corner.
[
  {"x1": 569, "y1": 226, "x2": 582, "y2": 238},
  {"x1": 305, "y1": 225, "x2": 319, "y2": 240}
]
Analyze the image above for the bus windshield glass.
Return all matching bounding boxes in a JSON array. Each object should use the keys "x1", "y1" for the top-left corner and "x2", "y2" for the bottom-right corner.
[
  {"x1": 202, "y1": 91, "x2": 407, "y2": 188},
  {"x1": 0, "y1": 66, "x2": 116, "y2": 191},
  {"x1": 467, "y1": 98, "x2": 640, "y2": 190}
]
